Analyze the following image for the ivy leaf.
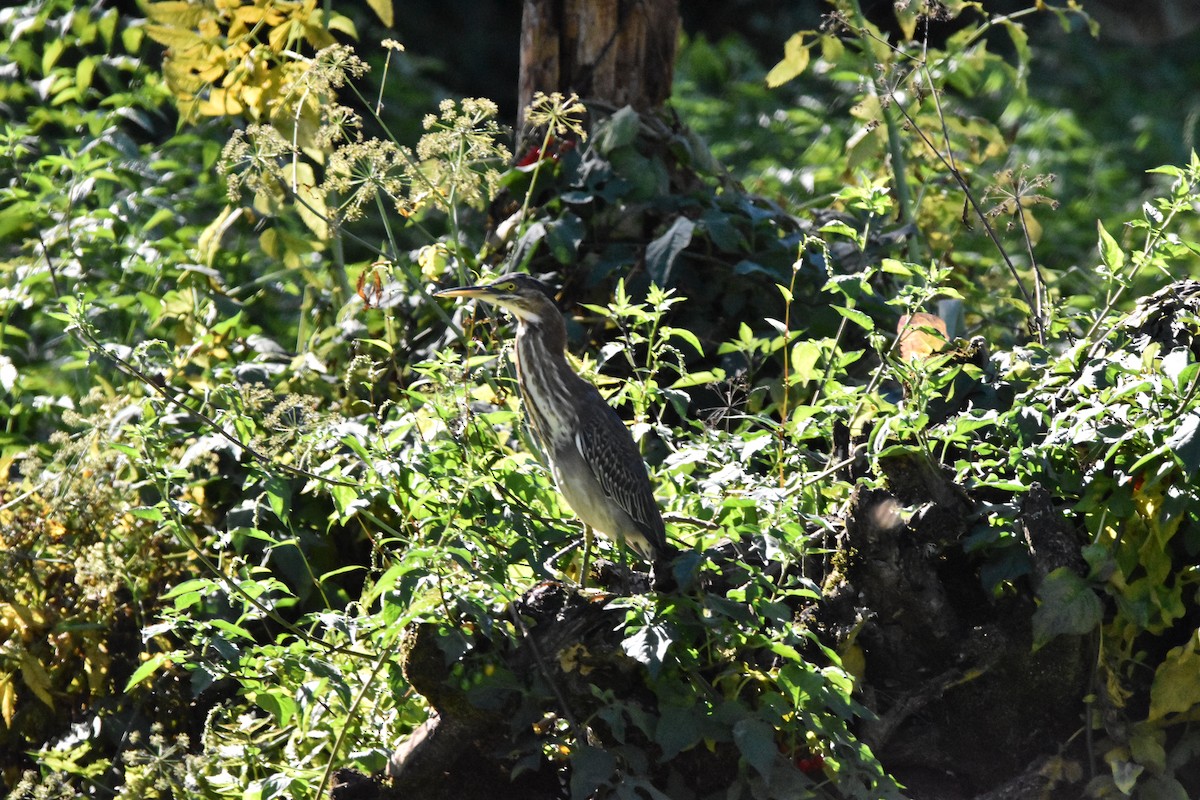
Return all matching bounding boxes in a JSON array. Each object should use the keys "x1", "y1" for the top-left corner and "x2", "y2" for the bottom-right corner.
[
  {"x1": 645, "y1": 216, "x2": 695, "y2": 286},
  {"x1": 1032, "y1": 568, "x2": 1103, "y2": 649},
  {"x1": 656, "y1": 704, "x2": 702, "y2": 759}
]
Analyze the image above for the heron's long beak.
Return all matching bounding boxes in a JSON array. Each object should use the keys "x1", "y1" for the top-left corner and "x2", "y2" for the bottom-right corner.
[{"x1": 434, "y1": 285, "x2": 494, "y2": 299}]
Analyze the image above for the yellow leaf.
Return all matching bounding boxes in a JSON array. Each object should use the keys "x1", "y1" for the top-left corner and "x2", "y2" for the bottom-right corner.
[
  {"x1": 267, "y1": 20, "x2": 293, "y2": 53},
  {"x1": 366, "y1": 0, "x2": 393, "y2": 27},
  {"x1": 197, "y1": 205, "x2": 245, "y2": 268},
  {"x1": 766, "y1": 32, "x2": 811, "y2": 89},
  {"x1": 0, "y1": 673, "x2": 15, "y2": 727},
  {"x1": 324, "y1": 13, "x2": 357, "y2": 41},
  {"x1": 19, "y1": 651, "x2": 55, "y2": 710},
  {"x1": 1022, "y1": 211, "x2": 1043, "y2": 246},
  {"x1": 1148, "y1": 630, "x2": 1200, "y2": 721},
  {"x1": 82, "y1": 638, "x2": 110, "y2": 696},
  {"x1": 895, "y1": 2, "x2": 919, "y2": 40},
  {"x1": 197, "y1": 87, "x2": 245, "y2": 117},
  {"x1": 143, "y1": 23, "x2": 204, "y2": 50},
  {"x1": 144, "y1": 1, "x2": 206, "y2": 27}
]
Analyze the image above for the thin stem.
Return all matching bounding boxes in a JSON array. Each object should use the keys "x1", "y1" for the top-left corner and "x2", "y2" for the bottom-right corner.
[
  {"x1": 1015, "y1": 202, "x2": 1049, "y2": 344},
  {"x1": 845, "y1": 0, "x2": 919, "y2": 261},
  {"x1": 70, "y1": 317, "x2": 360, "y2": 490},
  {"x1": 1080, "y1": 172, "x2": 1199, "y2": 354},
  {"x1": 316, "y1": 634, "x2": 398, "y2": 799}
]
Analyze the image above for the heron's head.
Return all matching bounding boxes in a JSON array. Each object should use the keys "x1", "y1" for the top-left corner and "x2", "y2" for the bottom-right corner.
[{"x1": 435, "y1": 273, "x2": 559, "y2": 324}]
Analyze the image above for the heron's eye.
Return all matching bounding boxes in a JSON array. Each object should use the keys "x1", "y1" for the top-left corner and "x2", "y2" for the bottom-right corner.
[{"x1": 501, "y1": 282, "x2": 516, "y2": 291}]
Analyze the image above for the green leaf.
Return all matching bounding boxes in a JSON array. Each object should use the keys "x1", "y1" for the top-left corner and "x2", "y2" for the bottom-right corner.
[
  {"x1": 645, "y1": 216, "x2": 695, "y2": 286},
  {"x1": 569, "y1": 746, "x2": 615, "y2": 799},
  {"x1": 1032, "y1": 568, "x2": 1103, "y2": 648},
  {"x1": 253, "y1": 688, "x2": 298, "y2": 727},
  {"x1": 1166, "y1": 411, "x2": 1200, "y2": 480},
  {"x1": 1136, "y1": 775, "x2": 1191, "y2": 800},
  {"x1": 594, "y1": 105, "x2": 640, "y2": 154},
  {"x1": 123, "y1": 652, "x2": 172, "y2": 691},
  {"x1": 544, "y1": 212, "x2": 584, "y2": 264},
  {"x1": 211, "y1": 619, "x2": 255, "y2": 641},
  {"x1": 1097, "y1": 220, "x2": 1125, "y2": 271},
  {"x1": 669, "y1": 368, "x2": 725, "y2": 389},
  {"x1": 766, "y1": 32, "x2": 811, "y2": 88},
  {"x1": 832, "y1": 305, "x2": 874, "y2": 333},
  {"x1": 621, "y1": 621, "x2": 674, "y2": 679},
  {"x1": 656, "y1": 704, "x2": 702, "y2": 759},
  {"x1": 733, "y1": 717, "x2": 777, "y2": 780},
  {"x1": 667, "y1": 326, "x2": 703, "y2": 355}
]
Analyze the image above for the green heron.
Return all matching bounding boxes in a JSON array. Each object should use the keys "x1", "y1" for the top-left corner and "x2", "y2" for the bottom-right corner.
[{"x1": 436, "y1": 274, "x2": 669, "y2": 579}]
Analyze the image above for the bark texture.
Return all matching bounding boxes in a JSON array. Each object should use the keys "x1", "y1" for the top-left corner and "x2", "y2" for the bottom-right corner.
[{"x1": 517, "y1": 0, "x2": 679, "y2": 137}]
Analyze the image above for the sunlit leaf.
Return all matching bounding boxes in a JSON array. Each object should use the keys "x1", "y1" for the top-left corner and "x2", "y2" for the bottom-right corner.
[{"x1": 766, "y1": 32, "x2": 811, "y2": 88}]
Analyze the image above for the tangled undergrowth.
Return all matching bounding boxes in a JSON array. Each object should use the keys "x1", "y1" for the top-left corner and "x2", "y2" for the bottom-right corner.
[{"x1": 3, "y1": 0, "x2": 1200, "y2": 798}]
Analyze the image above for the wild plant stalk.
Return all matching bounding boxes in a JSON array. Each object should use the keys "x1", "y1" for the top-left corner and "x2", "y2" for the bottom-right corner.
[
  {"x1": 844, "y1": 0, "x2": 918, "y2": 262},
  {"x1": 777, "y1": 262, "x2": 801, "y2": 487},
  {"x1": 1081, "y1": 164, "x2": 1200, "y2": 353},
  {"x1": 844, "y1": 9, "x2": 1052, "y2": 344}
]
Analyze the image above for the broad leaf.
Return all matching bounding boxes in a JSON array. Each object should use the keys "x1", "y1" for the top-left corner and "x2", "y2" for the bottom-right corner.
[
  {"x1": 1032, "y1": 567, "x2": 1103, "y2": 648},
  {"x1": 645, "y1": 216, "x2": 695, "y2": 286}
]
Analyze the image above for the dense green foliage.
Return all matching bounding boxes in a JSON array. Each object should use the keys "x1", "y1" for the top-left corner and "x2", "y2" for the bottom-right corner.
[{"x1": 3, "y1": 0, "x2": 1200, "y2": 798}]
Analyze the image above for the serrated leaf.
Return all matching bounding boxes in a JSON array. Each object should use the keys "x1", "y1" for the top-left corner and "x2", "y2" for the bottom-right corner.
[
  {"x1": 19, "y1": 651, "x2": 55, "y2": 709},
  {"x1": 144, "y1": 1, "x2": 206, "y2": 27}
]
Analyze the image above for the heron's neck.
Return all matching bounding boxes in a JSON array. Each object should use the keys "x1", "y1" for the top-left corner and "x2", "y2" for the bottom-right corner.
[{"x1": 514, "y1": 313, "x2": 580, "y2": 448}]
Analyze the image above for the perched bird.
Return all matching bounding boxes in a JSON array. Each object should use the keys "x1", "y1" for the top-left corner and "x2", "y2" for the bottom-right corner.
[{"x1": 435, "y1": 274, "x2": 670, "y2": 577}]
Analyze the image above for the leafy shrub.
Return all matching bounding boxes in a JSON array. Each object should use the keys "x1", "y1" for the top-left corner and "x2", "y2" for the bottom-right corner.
[{"x1": 6, "y1": 0, "x2": 1200, "y2": 798}]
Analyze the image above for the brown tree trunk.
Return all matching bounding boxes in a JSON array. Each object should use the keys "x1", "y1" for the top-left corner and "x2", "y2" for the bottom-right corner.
[{"x1": 517, "y1": 0, "x2": 679, "y2": 138}]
